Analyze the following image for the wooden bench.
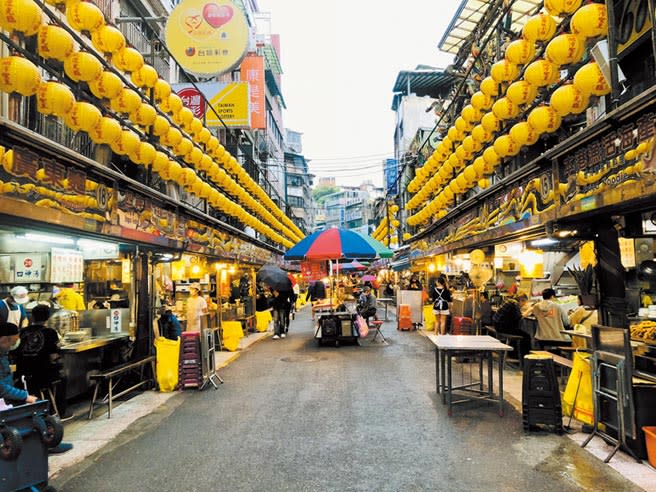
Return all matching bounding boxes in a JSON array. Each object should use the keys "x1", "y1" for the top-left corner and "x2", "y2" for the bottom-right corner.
[{"x1": 88, "y1": 355, "x2": 156, "y2": 419}]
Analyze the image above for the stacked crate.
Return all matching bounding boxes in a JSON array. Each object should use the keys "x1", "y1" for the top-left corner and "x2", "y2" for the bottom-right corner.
[
  {"x1": 522, "y1": 355, "x2": 562, "y2": 433},
  {"x1": 397, "y1": 304, "x2": 413, "y2": 331},
  {"x1": 179, "y1": 332, "x2": 202, "y2": 390}
]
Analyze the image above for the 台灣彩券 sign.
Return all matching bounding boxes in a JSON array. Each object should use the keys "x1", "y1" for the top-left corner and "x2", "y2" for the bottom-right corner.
[{"x1": 172, "y1": 81, "x2": 250, "y2": 128}]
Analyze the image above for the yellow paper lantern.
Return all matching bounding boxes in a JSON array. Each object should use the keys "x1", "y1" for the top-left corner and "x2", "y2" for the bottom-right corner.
[
  {"x1": 492, "y1": 97, "x2": 520, "y2": 120},
  {"x1": 506, "y1": 80, "x2": 537, "y2": 105},
  {"x1": 153, "y1": 79, "x2": 172, "y2": 102},
  {"x1": 403, "y1": 232, "x2": 412, "y2": 241},
  {"x1": 91, "y1": 25, "x2": 126, "y2": 54},
  {"x1": 151, "y1": 151, "x2": 169, "y2": 173},
  {"x1": 130, "y1": 103, "x2": 157, "y2": 127},
  {"x1": 480, "y1": 76, "x2": 499, "y2": 97},
  {"x1": 462, "y1": 135, "x2": 482, "y2": 154},
  {"x1": 187, "y1": 117, "x2": 204, "y2": 136},
  {"x1": 544, "y1": 0, "x2": 582, "y2": 17},
  {"x1": 571, "y1": 3, "x2": 608, "y2": 39},
  {"x1": 151, "y1": 115, "x2": 171, "y2": 137},
  {"x1": 160, "y1": 93, "x2": 183, "y2": 114},
  {"x1": 471, "y1": 125, "x2": 492, "y2": 144},
  {"x1": 198, "y1": 154, "x2": 213, "y2": 172},
  {"x1": 165, "y1": 160, "x2": 182, "y2": 182},
  {"x1": 37, "y1": 25, "x2": 74, "y2": 62},
  {"x1": 461, "y1": 104, "x2": 482, "y2": 123},
  {"x1": 184, "y1": 146, "x2": 203, "y2": 166},
  {"x1": 481, "y1": 112, "x2": 500, "y2": 133},
  {"x1": 494, "y1": 134, "x2": 520, "y2": 157},
  {"x1": 455, "y1": 173, "x2": 469, "y2": 191},
  {"x1": 478, "y1": 178, "x2": 490, "y2": 189},
  {"x1": 88, "y1": 116, "x2": 121, "y2": 145},
  {"x1": 463, "y1": 165, "x2": 477, "y2": 184},
  {"x1": 131, "y1": 65, "x2": 159, "y2": 89},
  {"x1": 64, "y1": 101, "x2": 102, "y2": 133},
  {"x1": 161, "y1": 127, "x2": 182, "y2": 147},
  {"x1": 528, "y1": 105, "x2": 562, "y2": 134},
  {"x1": 550, "y1": 84, "x2": 589, "y2": 116},
  {"x1": 113, "y1": 47, "x2": 144, "y2": 73},
  {"x1": 172, "y1": 107, "x2": 194, "y2": 127},
  {"x1": 130, "y1": 141, "x2": 156, "y2": 166},
  {"x1": 0, "y1": 56, "x2": 41, "y2": 96},
  {"x1": 573, "y1": 62, "x2": 611, "y2": 97},
  {"x1": 449, "y1": 180, "x2": 462, "y2": 195},
  {"x1": 178, "y1": 167, "x2": 197, "y2": 187},
  {"x1": 197, "y1": 127, "x2": 212, "y2": 145},
  {"x1": 36, "y1": 81, "x2": 75, "y2": 116},
  {"x1": 64, "y1": 51, "x2": 103, "y2": 82},
  {"x1": 447, "y1": 126, "x2": 464, "y2": 143},
  {"x1": 471, "y1": 91, "x2": 493, "y2": 111},
  {"x1": 490, "y1": 59, "x2": 519, "y2": 82},
  {"x1": 66, "y1": 0, "x2": 105, "y2": 32},
  {"x1": 0, "y1": 0, "x2": 42, "y2": 36},
  {"x1": 454, "y1": 145, "x2": 471, "y2": 164},
  {"x1": 524, "y1": 59, "x2": 560, "y2": 87},
  {"x1": 483, "y1": 146, "x2": 501, "y2": 167},
  {"x1": 88, "y1": 71, "x2": 123, "y2": 99},
  {"x1": 522, "y1": 13, "x2": 557, "y2": 42},
  {"x1": 110, "y1": 88, "x2": 142, "y2": 114},
  {"x1": 206, "y1": 136, "x2": 219, "y2": 152},
  {"x1": 173, "y1": 137, "x2": 193, "y2": 157},
  {"x1": 546, "y1": 34, "x2": 585, "y2": 66},
  {"x1": 455, "y1": 117, "x2": 473, "y2": 133},
  {"x1": 509, "y1": 121, "x2": 539, "y2": 147},
  {"x1": 505, "y1": 39, "x2": 536, "y2": 65},
  {"x1": 110, "y1": 129, "x2": 140, "y2": 156}
]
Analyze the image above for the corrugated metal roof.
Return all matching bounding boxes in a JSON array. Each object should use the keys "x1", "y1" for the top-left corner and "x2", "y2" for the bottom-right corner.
[
  {"x1": 391, "y1": 69, "x2": 459, "y2": 110},
  {"x1": 438, "y1": 0, "x2": 542, "y2": 58}
]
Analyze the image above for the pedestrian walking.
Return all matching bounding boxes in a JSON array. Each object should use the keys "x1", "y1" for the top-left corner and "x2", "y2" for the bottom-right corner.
[{"x1": 271, "y1": 289, "x2": 292, "y2": 339}]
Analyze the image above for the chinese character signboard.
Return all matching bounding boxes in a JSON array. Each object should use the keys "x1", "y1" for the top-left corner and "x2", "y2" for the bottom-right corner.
[
  {"x1": 240, "y1": 55, "x2": 266, "y2": 129},
  {"x1": 177, "y1": 87, "x2": 206, "y2": 118},
  {"x1": 164, "y1": 0, "x2": 250, "y2": 77},
  {"x1": 173, "y1": 82, "x2": 250, "y2": 128},
  {"x1": 385, "y1": 159, "x2": 398, "y2": 195},
  {"x1": 300, "y1": 261, "x2": 327, "y2": 281}
]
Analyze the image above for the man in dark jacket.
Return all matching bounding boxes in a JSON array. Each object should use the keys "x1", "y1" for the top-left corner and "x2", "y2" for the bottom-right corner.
[{"x1": 493, "y1": 295, "x2": 531, "y2": 358}]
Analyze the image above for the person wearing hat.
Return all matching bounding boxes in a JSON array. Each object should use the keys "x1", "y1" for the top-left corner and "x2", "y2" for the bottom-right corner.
[
  {"x1": 186, "y1": 283, "x2": 208, "y2": 333},
  {"x1": 0, "y1": 322, "x2": 37, "y2": 404},
  {"x1": 1, "y1": 286, "x2": 30, "y2": 328}
]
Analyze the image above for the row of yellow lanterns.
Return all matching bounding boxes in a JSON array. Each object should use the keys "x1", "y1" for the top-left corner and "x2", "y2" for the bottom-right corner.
[
  {"x1": 406, "y1": 2, "x2": 609, "y2": 227},
  {"x1": 372, "y1": 204, "x2": 399, "y2": 246},
  {"x1": 0, "y1": 0, "x2": 303, "y2": 246}
]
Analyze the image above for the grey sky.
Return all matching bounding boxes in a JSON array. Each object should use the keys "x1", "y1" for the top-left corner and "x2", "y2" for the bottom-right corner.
[{"x1": 257, "y1": 0, "x2": 462, "y2": 187}]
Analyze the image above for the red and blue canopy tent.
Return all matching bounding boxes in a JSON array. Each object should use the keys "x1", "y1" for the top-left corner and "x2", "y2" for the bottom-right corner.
[{"x1": 284, "y1": 228, "x2": 387, "y2": 261}]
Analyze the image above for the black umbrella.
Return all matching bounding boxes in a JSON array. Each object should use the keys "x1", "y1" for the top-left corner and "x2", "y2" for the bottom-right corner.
[{"x1": 257, "y1": 265, "x2": 292, "y2": 292}]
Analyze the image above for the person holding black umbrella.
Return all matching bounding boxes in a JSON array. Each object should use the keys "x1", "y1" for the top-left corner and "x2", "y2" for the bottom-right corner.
[{"x1": 271, "y1": 289, "x2": 292, "y2": 339}]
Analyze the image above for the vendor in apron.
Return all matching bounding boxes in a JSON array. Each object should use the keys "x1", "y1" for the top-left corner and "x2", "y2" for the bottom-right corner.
[{"x1": 0, "y1": 286, "x2": 30, "y2": 328}]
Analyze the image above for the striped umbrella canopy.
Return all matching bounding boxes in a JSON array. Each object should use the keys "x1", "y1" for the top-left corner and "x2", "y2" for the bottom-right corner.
[
  {"x1": 336, "y1": 260, "x2": 367, "y2": 272},
  {"x1": 354, "y1": 232, "x2": 394, "y2": 258},
  {"x1": 284, "y1": 228, "x2": 378, "y2": 260}
]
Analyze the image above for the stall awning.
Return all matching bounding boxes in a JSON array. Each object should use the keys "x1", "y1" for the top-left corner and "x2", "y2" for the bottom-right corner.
[{"x1": 391, "y1": 259, "x2": 411, "y2": 272}]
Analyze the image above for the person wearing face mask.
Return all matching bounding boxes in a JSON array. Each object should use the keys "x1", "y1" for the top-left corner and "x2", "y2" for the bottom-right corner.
[
  {"x1": 0, "y1": 322, "x2": 38, "y2": 405},
  {"x1": 1, "y1": 286, "x2": 30, "y2": 328}
]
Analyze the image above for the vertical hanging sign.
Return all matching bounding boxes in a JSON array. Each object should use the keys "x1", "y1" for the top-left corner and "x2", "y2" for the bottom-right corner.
[{"x1": 240, "y1": 55, "x2": 266, "y2": 129}]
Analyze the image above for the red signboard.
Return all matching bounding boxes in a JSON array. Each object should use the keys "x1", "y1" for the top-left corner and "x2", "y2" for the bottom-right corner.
[
  {"x1": 240, "y1": 55, "x2": 266, "y2": 129},
  {"x1": 300, "y1": 261, "x2": 327, "y2": 281},
  {"x1": 177, "y1": 87, "x2": 206, "y2": 118}
]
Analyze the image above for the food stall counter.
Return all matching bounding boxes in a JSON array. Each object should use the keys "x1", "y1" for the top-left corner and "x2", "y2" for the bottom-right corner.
[{"x1": 60, "y1": 334, "x2": 129, "y2": 353}]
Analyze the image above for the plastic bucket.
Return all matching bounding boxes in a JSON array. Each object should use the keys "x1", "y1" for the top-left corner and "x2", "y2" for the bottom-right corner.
[{"x1": 644, "y1": 426, "x2": 656, "y2": 468}]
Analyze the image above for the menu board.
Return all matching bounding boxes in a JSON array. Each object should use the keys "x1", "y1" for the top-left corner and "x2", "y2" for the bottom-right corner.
[
  {"x1": 50, "y1": 248, "x2": 84, "y2": 283},
  {"x1": 301, "y1": 261, "x2": 328, "y2": 281},
  {"x1": 13, "y1": 253, "x2": 46, "y2": 283}
]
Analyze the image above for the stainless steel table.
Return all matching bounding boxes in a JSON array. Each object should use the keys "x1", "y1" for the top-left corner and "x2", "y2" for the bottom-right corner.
[
  {"x1": 377, "y1": 298, "x2": 395, "y2": 321},
  {"x1": 427, "y1": 335, "x2": 512, "y2": 416}
]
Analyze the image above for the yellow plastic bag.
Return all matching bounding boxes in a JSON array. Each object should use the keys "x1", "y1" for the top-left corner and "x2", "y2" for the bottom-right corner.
[
  {"x1": 154, "y1": 336, "x2": 180, "y2": 393},
  {"x1": 423, "y1": 305, "x2": 436, "y2": 330},
  {"x1": 255, "y1": 310, "x2": 272, "y2": 332},
  {"x1": 222, "y1": 320, "x2": 244, "y2": 351},
  {"x1": 562, "y1": 351, "x2": 594, "y2": 424}
]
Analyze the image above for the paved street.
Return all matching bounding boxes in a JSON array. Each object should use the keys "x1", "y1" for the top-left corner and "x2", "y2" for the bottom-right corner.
[{"x1": 53, "y1": 307, "x2": 642, "y2": 492}]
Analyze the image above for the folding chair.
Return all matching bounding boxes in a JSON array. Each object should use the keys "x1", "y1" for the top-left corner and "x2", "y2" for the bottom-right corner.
[{"x1": 369, "y1": 319, "x2": 386, "y2": 343}]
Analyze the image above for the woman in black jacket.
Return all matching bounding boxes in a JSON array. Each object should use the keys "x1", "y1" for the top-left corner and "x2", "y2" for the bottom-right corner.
[{"x1": 431, "y1": 276, "x2": 452, "y2": 335}]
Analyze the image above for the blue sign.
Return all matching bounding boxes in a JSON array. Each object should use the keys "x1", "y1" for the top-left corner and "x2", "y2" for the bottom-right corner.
[{"x1": 384, "y1": 159, "x2": 398, "y2": 195}]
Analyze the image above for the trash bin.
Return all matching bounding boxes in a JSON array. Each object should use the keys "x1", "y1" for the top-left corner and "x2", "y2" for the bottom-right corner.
[
  {"x1": 0, "y1": 400, "x2": 61, "y2": 491},
  {"x1": 155, "y1": 336, "x2": 180, "y2": 392}
]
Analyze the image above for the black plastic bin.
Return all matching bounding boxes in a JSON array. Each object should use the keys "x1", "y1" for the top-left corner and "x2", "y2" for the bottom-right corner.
[{"x1": 0, "y1": 400, "x2": 61, "y2": 492}]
